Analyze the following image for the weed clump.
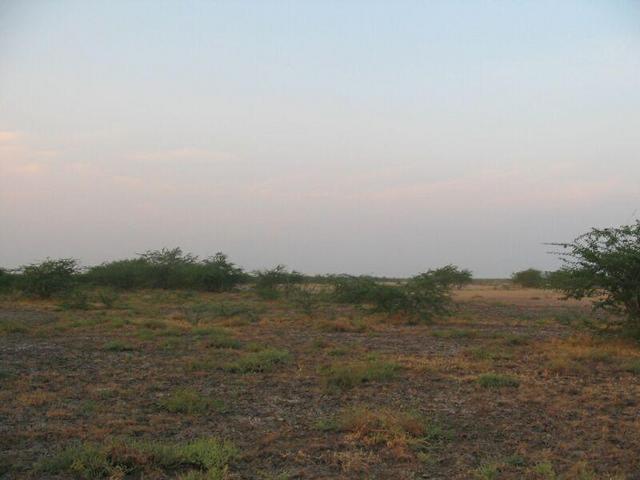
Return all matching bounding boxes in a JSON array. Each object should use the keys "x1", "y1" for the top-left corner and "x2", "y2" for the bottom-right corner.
[
  {"x1": 194, "y1": 326, "x2": 242, "y2": 349},
  {"x1": 103, "y1": 340, "x2": 135, "y2": 352},
  {"x1": 226, "y1": 348, "x2": 291, "y2": 373},
  {"x1": 159, "y1": 388, "x2": 225, "y2": 414},
  {"x1": 317, "y1": 406, "x2": 450, "y2": 460},
  {"x1": 320, "y1": 357, "x2": 400, "y2": 390},
  {"x1": 58, "y1": 288, "x2": 91, "y2": 310},
  {"x1": 36, "y1": 437, "x2": 237, "y2": 479},
  {"x1": 477, "y1": 373, "x2": 520, "y2": 388}
]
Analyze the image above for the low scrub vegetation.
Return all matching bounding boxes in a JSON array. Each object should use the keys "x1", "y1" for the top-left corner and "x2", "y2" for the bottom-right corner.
[
  {"x1": 2, "y1": 251, "x2": 473, "y2": 327},
  {"x1": 477, "y1": 373, "x2": 520, "y2": 388},
  {"x1": 226, "y1": 348, "x2": 291, "y2": 373},
  {"x1": 14, "y1": 258, "x2": 80, "y2": 298},
  {"x1": 86, "y1": 249, "x2": 247, "y2": 292},
  {"x1": 103, "y1": 340, "x2": 135, "y2": 352},
  {"x1": 318, "y1": 406, "x2": 450, "y2": 460},
  {"x1": 159, "y1": 388, "x2": 225, "y2": 414},
  {"x1": 195, "y1": 326, "x2": 242, "y2": 349},
  {"x1": 511, "y1": 268, "x2": 547, "y2": 288},
  {"x1": 331, "y1": 265, "x2": 472, "y2": 322},
  {"x1": 253, "y1": 264, "x2": 304, "y2": 299},
  {"x1": 36, "y1": 437, "x2": 237, "y2": 479},
  {"x1": 320, "y1": 357, "x2": 400, "y2": 390},
  {"x1": 551, "y1": 222, "x2": 640, "y2": 331}
]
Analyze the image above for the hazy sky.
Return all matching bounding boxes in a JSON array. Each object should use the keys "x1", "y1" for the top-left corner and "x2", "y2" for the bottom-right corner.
[{"x1": 1, "y1": 1, "x2": 639, "y2": 277}]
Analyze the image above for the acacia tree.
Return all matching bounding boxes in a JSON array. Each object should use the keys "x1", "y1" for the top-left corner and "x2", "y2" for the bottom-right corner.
[
  {"x1": 551, "y1": 222, "x2": 640, "y2": 325},
  {"x1": 511, "y1": 268, "x2": 545, "y2": 288}
]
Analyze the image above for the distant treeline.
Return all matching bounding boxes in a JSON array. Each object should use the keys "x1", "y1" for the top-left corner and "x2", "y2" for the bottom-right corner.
[
  {"x1": 0, "y1": 248, "x2": 475, "y2": 322},
  {"x1": 0, "y1": 248, "x2": 473, "y2": 294}
]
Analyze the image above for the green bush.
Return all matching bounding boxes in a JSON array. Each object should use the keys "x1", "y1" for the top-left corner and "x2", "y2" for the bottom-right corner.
[
  {"x1": 196, "y1": 253, "x2": 247, "y2": 292},
  {"x1": 253, "y1": 265, "x2": 303, "y2": 298},
  {"x1": 0, "y1": 268, "x2": 15, "y2": 292},
  {"x1": 289, "y1": 287, "x2": 320, "y2": 316},
  {"x1": 428, "y1": 264, "x2": 473, "y2": 288},
  {"x1": 551, "y1": 222, "x2": 640, "y2": 325},
  {"x1": 85, "y1": 258, "x2": 151, "y2": 289},
  {"x1": 85, "y1": 248, "x2": 247, "y2": 292},
  {"x1": 331, "y1": 267, "x2": 463, "y2": 322},
  {"x1": 331, "y1": 275, "x2": 381, "y2": 304},
  {"x1": 511, "y1": 268, "x2": 545, "y2": 288},
  {"x1": 17, "y1": 258, "x2": 79, "y2": 298}
]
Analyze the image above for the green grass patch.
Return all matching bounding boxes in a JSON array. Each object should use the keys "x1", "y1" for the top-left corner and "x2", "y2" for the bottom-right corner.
[
  {"x1": 474, "y1": 462, "x2": 500, "y2": 480},
  {"x1": 316, "y1": 405, "x2": 451, "y2": 455},
  {"x1": 36, "y1": 437, "x2": 237, "y2": 479},
  {"x1": 430, "y1": 329, "x2": 477, "y2": 339},
  {"x1": 0, "y1": 368, "x2": 15, "y2": 381},
  {"x1": 159, "y1": 388, "x2": 226, "y2": 414},
  {"x1": 624, "y1": 359, "x2": 640, "y2": 374},
  {"x1": 320, "y1": 358, "x2": 400, "y2": 390},
  {"x1": 0, "y1": 320, "x2": 28, "y2": 335},
  {"x1": 226, "y1": 348, "x2": 291, "y2": 373},
  {"x1": 103, "y1": 340, "x2": 135, "y2": 352},
  {"x1": 194, "y1": 326, "x2": 242, "y2": 349},
  {"x1": 184, "y1": 302, "x2": 257, "y2": 324},
  {"x1": 477, "y1": 373, "x2": 520, "y2": 388}
]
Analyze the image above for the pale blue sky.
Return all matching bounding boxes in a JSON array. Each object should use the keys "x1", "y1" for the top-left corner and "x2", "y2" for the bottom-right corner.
[{"x1": 1, "y1": 1, "x2": 639, "y2": 276}]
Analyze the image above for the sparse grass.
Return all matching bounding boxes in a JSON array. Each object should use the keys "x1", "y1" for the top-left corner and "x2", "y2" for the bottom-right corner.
[
  {"x1": 477, "y1": 373, "x2": 519, "y2": 388},
  {"x1": 327, "y1": 346, "x2": 350, "y2": 357},
  {"x1": 624, "y1": 359, "x2": 640, "y2": 374},
  {"x1": 531, "y1": 460, "x2": 556, "y2": 479},
  {"x1": 3, "y1": 285, "x2": 640, "y2": 478},
  {"x1": 0, "y1": 319, "x2": 28, "y2": 334},
  {"x1": 193, "y1": 326, "x2": 242, "y2": 349},
  {"x1": 17, "y1": 390, "x2": 55, "y2": 407},
  {"x1": 541, "y1": 336, "x2": 640, "y2": 373},
  {"x1": 159, "y1": 388, "x2": 226, "y2": 414},
  {"x1": 58, "y1": 289, "x2": 91, "y2": 310},
  {"x1": 320, "y1": 357, "x2": 400, "y2": 390},
  {"x1": 184, "y1": 302, "x2": 257, "y2": 324},
  {"x1": 318, "y1": 406, "x2": 450, "y2": 460},
  {"x1": 140, "y1": 318, "x2": 167, "y2": 330},
  {"x1": 97, "y1": 288, "x2": 120, "y2": 308},
  {"x1": 103, "y1": 340, "x2": 135, "y2": 351},
  {"x1": 36, "y1": 437, "x2": 237, "y2": 479},
  {"x1": 468, "y1": 346, "x2": 513, "y2": 361},
  {"x1": 500, "y1": 334, "x2": 530, "y2": 346},
  {"x1": 430, "y1": 328, "x2": 477, "y2": 338},
  {"x1": 79, "y1": 400, "x2": 97, "y2": 416},
  {"x1": 474, "y1": 462, "x2": 500, "y2": 480},
  {"x1": 319, "y1": 317, "x2": 368, "y2": 333},
  {"x1": 226, "y1": 348, "x2": 291, "y2": 373}
]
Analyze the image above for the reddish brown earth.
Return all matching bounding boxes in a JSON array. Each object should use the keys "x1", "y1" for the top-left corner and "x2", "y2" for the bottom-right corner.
[{"x1": 1, "y1": 286, "x2": 638, "y2": 479}]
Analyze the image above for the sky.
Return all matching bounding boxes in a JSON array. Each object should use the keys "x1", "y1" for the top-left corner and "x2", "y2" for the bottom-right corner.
[{"x1": 1, "y1": 1, "x2": 639, "y2": 277}]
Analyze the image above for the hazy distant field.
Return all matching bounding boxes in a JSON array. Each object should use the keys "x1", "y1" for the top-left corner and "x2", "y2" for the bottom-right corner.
[{"x1": 1, "y1": 283, "x2": 638, "y2": 479}]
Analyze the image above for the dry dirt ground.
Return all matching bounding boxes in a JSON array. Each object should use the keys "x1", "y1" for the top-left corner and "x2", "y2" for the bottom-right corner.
[{"x1": 1, "y1": 285, "x2": 639, "y2": 479}]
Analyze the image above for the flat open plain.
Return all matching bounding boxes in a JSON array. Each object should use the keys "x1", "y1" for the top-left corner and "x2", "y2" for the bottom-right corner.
[{"x1": 1, "y1": 285, "x2": 638, "y2": 479}]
